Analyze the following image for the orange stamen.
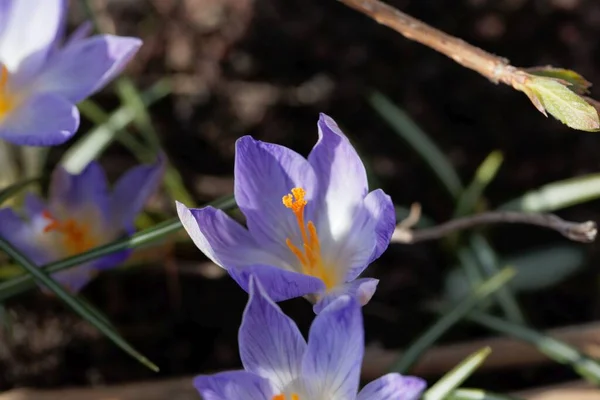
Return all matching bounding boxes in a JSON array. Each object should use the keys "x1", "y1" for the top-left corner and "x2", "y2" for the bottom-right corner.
[
  {"x1": 282, "y1": 187, "x2": 337, "y2": 290},
  {"x1": 0, "y1": 65, "x2": 14, "y2": 116},
  {"x1": 0, "y1": 65, "x2": 8, "y2": 87},
  {"x1": 42, "y1": 210, "x2": 98, "y2": 255},
  {"x1": 272, "y1": 394, "x2": 300, "y2": 400}
]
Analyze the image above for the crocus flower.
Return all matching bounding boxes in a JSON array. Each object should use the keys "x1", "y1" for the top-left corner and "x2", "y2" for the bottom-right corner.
[
  {"x1": 0, "y1": 158, "x2": 164, "y2": 291},
  {"x1": 0, "y1": 0, "x2": 141, "y2": 146},
  {"x1": 194, "y1": 276, "x2": 426, "y2": 400},
  {"x1": 177, "y1": 113, "x2": 395, "y2": 313}
]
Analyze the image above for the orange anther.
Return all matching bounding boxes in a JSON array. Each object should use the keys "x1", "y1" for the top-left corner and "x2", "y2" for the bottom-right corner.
[
  {"x1": 272, "y1": 394, "x2": 300, "y2": 400},
  {"x1": 40, "y1": 209, "x2": 98, "y2": 255},
  {"x1": 282, "y1": 187, "x2": 338, "y2": 290}
]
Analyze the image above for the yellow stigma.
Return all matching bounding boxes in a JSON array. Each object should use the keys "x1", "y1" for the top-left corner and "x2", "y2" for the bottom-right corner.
[
  {"x1": 282, "y1": 187, "x2": 337, "y2": 290},
  {"x1": 0, "y1": 65, "x2": 16, "y2": 118},
  {"x1": 42, "y1": 210, "x2": 99, "y2": 256},
  {"x1": 272, "y1": 394, "x2": 300, "y2": 400}
]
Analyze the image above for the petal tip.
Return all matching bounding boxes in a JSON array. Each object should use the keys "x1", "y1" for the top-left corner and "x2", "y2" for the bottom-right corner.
[{"x1": 317, "y1": 112, "x2": 342, "y2": 132}]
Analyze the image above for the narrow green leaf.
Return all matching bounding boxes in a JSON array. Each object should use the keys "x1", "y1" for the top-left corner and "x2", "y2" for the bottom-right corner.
[
  {"x1": 469, "y1": 235, "x2": 526, "y2": 324},
  {"x1": 424, "y1": 347, "x2": 492, "y2": 400},
  {"x1": 0, "y1": 195, "x2": 236, "y2": 301},
  {"x1": 78, "y1": 0, "x2": 101, "y2": 31},
  {"x1": 0, "y1": 237, "x2": 158, "y2": 372},
  {"x1": 162, "y1": 164, "x2": 197, "y2": 208},
  {"x1": 468, "y1": 310, "x2": 600, "y2": 384},
  {"x1": 500, "y1": 173, "x2": 600, "y2": 212},
  {"x1": 390, "y1": 268, "x2": 515, "y2": 373},
  {"x1": 448, "y1": 388, "x2": 524, "y2": 400},
  {"x1": 0, "y1": 141, "x2": 19, "y2": 191},
  {"x1": 61, "y1": 79, "x2": 172, "y2": 173},
  {"x1": 78, "y1": 99, "x2": 151, "y2": 161},
  {"x1": 80, "y1": 96, "x2": 196, "y2": 207},
  {"x1": 502, "y1": 245, "x2": 585, "y2": 292},
  {"x1": 519, "y1": 75, "x2": 600, "y2": 132},
  {"x1": 116, "y1": 78, "x2": 161, "y2": 152},
  {"x1": 445, "y1": 245, "x2": 585, "y2": 301},
  {"x1": 456, "y1": 247, "x2": 485, "y2": 289},
  {"x1": 19, "y1": 146, "x2": 49, "y2": 184},
  {"x1": 0, "y1": 177, "x2": 42, "y2": 205},
  {"x1": 369, "y1": 92, "x2": 463, "y2": 198},
  {"x1": 454, "y1": 151, "x2": 503, "y2": 217}
]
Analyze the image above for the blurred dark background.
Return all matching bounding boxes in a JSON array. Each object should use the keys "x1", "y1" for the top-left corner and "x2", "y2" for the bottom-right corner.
[{"x1": 2, "y1": 0, "x2": 600, "y2": 393}]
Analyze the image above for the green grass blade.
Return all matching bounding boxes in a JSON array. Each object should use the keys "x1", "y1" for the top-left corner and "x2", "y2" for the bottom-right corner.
[
  {"x1": 116, "y1": 78, "x2": 161, "y2": 152},
  {"x1": 0, "y1": 237, "x2": 158, "y2": 372},
  {"x1": 500, "y1": 173, "x2": 600, "y2": 212},
  {"x1": 115, "y1": 78, "x2": 196, "y2": 206},
  {"x1": 79, "y1": 98, "x2": 196, "y2": 207},
  {"x1": 0, "y1": 195, "x2": 236, "y2": 301},
  {"x1": 469, "y1": 235, "x2": 526, "y2": 324},
  {"x1": 369, "y1": 91, "x2": 463, "y2": 199},
  {"x1": 424, "y1": 347, "x2": 492, "y2": 400},
  {"x1": 0, "y1": 177, "x2": 42, "y2": 205},
  {"x1": 0, "y1": 141, "x2": 19, "y2": 192},
  {"x1": 78, "y1": 99, "x2": 151, "y2": 161},
  {"x1": 454, "y1": 151, "x2": 503, "y2": 217},
  {"x1": 448, "y1": 388, "x2": 524, "y2": 400},
  {"x1": 390, "y1": 267, "x2": 515, "y2": 373},
  {"x1": 456, "y1": 247, "x2": 485, "y2": 288},
  {"x1": 61, "y1": 79, "x2": 171, "y2": 173},
  {"x1": 467, "y1": 310, "x2": 600, "y2": 384}
]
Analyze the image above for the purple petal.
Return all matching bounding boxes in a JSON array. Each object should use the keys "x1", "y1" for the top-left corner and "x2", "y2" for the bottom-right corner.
[
  {"x1": 357, "y1": 374, "x2": 427, "y2": 400},
  {"x1": 48, "y1": 243, "x2": 129, "y2": 292},
  {"x1": 344, "y1": 189, "x2": 395, "y2": 282},
  {"x1": 364, "y1": 189, "x2": 396, "y2": 262},
  {"x1": 301, "y1": 295, "x2": 364, "y2": 399},
  {"x1": 229, "y1": 264, "x2": 326, "y2": 302},
  {"x1": 0, "y1": 0, "x2": 65, "y2": 79},
  {"x1": 93, "y1": 249, "x2": 131, "y2": 271},
  {"x1": 37, "y1": 34, "x2": 142, "y2": 102},
  {"x1": 313, "y1": 278, "x2": 379, "y2": 314},
  {"x1": 239, "y1": 276, "x2": 307, "y2": 389},
  {"x1": 23, "y1": 193, "x2": 47, "y2": 219},
  {"x1": 0, "y1": 207, "x2": 53, "y2": 265},
  {"x1": 52, "y1": 263, "x2": 99, "y2": 293},
  {"x1": 234, "y1": 135, "x2": 318, "y2": 263},
  {"x1": 176, "y1": 202, "x2": 281, "y2": 270},
  {"x1": 194, "y1": 371, "x2": 274, "y2": 400},
  {"x1": 0, "y1": 92, "x2": 79, "y2": 146},
  {"x1": 308, "y1": 113, "x2": 368, "y2": 243},
  {"x1": 49, "y1": 162, "x2": 109, "y2": 220},
  {"x1": 109, "y1": 157, "x2": 164, "y2": 231},
  {"x1": 0, "y1": 1, "x2": 14, "y2": 39}
]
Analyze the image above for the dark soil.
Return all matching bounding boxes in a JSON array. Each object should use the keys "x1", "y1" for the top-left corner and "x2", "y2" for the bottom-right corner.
[{"x1": 2, "y1": 0, "x2": 600, "y2": 393}]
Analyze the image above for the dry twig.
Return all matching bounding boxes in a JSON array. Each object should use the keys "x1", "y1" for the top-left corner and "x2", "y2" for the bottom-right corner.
[
  {"x1": 337, "y1": 0, "x2": 600, "y2": 131},
  {"x1": 338, "y1": 0, "x2": 519, "y2": 85},
  {"x1": 392, "y1": 207, "x2": 597, "y2": 244}
]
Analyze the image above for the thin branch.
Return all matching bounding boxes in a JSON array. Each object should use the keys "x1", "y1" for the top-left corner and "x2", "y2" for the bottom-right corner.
[
  {"x1": 338, "y1": 0, "x2": 524, "y2": 86},
  {"x1": 392, "y1": 211, "x2": 597, "y2": 244}
]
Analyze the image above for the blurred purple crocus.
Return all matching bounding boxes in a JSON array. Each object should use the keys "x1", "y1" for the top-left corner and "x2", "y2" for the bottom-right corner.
[
  {"x1": 177, "y1": 113, "x2": 395, "y2": 313},
  {"x1": 0, "y1": 158, "x2": 164, "y2": 291},
  {"x1": 194, "y1": 276, "x2": 426, "y2": 400},
  {"x1": 0, "y1": 0, "x2": 142, "y2": 146}
]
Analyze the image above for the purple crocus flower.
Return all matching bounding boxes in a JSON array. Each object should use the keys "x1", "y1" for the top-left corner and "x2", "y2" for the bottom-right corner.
[
  {"x1": 194, "y1": 276, "x2": 426, "y2": 400},
  {"x1": 0, "y1": 158, "x2": 164, "y2": 291},
  {"x1": 177, "y1": 113, "x2": 395, "y2": 313},
  {"x1": 0, "y1": 0, "x2": 141, "y2": 146}
]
